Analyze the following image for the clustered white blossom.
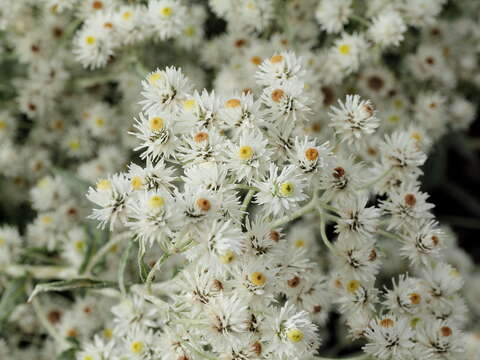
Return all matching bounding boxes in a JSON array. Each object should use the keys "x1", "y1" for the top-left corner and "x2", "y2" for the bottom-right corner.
[{"x1": 1, "y1": 1, "x2": 480, "y2": 360}]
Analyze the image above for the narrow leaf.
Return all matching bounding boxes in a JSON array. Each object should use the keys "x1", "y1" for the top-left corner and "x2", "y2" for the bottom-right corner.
[{"x1": 28, "y1": 279, "x2": 117, "y2": 303}]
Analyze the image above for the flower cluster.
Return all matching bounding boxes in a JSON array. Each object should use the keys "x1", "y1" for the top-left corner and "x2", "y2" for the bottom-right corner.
[
  {"x1": 80, "y1": 53, "x2": 467, "y2": 360},
  {"x1": 1, "y1": 1, "x2": 480, "y2": 360}
]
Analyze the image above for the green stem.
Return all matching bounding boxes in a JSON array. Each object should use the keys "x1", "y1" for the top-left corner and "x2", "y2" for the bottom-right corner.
[
  {"x1": 270, "y1": 195, "x2": 318, "y2": 228},
  {"x1": 85, "y1": 233, "x2": 129, "y2": 275},
  {"x1": 31, "y1": 293, "x2": 69, "y2": 348},
  {"x1": 377, "y1": 228, "x2": 404, "y2": 242},
  {"x1": 356, "y1": 168, "x2": 392, "y2": 190},
  {"x1": 146, "y1": 252, "x2": 170, "y2": 294},
  {"x1": 350, "y1": 14, "x2": 370, "y2": 27},
  {"x1": 241, "y1": 189, "x2": 256, "y2": 215},
  {"x1": 319, "y1": 210, "x2": 335, "y2": 252},
  {"x1": 235, "y1": 184, "x2": 260, "y2": 191},
  {"x1": 1, "y1": 265, "x2": 75, "y2": 279}
]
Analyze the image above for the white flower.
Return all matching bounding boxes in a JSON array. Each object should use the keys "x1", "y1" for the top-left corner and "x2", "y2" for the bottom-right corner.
[
  {"x1": 329, "y1": 95, "x2": 379, "y2": 143},
  {"x1": 226, "y1": 129, "x2": 271, "y2": 183},
  {"x1": 126, "y1": 189, "x2": 182, "y2": 247},
  {"x1": 363, "y1": 315, "x2": 415, "y2": 360},
  {"x1": 86, "y1": 173, "x2": 131, "y2": 230},
  {"x1": 146, "y1": 0, "x2": 187, "y2": 41},
  {"x1": 263, "y1": 302, "x2": 319, "y2": 359},
  {"x1": 140, "y1": 67, "x2": 192, "y2": 116},
  {"x1": 380, "y1": 183, "x2": 435, "y2": 230},
  {"x1": 315, "y1": 0, "x2": 352, "y2": 34},
  {"x1": 416, "y1": 319, "x2": 464, "y2": 360},
  {"x1": 383, "y1": 274, "x2": 427, "y2": 315},
  {"x1": 369, "y1": 10, "x2": 407, "y2": 48},
  {"x1": 254, "y1": 164, "x2": 308, "y2": 217}
]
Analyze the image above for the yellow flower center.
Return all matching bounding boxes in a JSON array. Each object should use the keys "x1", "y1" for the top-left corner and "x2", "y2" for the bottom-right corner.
[
  {"x1": 103, "y1": 328, "x2": 113, "y2": 339},
  {"x1": 122, "y1": 11, "x2": 132, "y2": 20},
  {"x1": 131, "y1": 176, "x2": 143, "y2": 190},
  {"x1": 74, "y1": 241, "x2": 85, "y2": 252},
  {"x1": 148, "y1": 72, "x2": 162, "y2": 85},
  {"x1": 149, "y1": 195, "x2": 165, "y2": 208},
  {"x1": 41, "y1": 216, "x2": 53, "y2": 224},
  {"x1": 238, "y1": 146, "x2": 254, "y2": 160},
  {"x1": 294, "y1": 239, "x2": 305, "y2": 248},
  {"x1": 69, "y1": 140, "x2": 80, "y2": 150},
  {"x1": 287, "y1": 329, "x2": 304, "y2": 342},
  {"x1": 219, "y1": 250, "x2": 235, "y2": 264},
  {"x1": 149, "y1": 117, "x2": 164, "y2": 131},
  {"x1": 339, "y1": 44, "x2": 350, "y2": 55},
  {"x1": 95, "y1": 117, "x2": 105, "y2": 127},
  {"x1": 226, "y1": 99, "x2": 241, "y2": 108},
  {"x1": 37, "y1": 177, "x2": 50, "y2": 188},
  {"x1": 184, "y1": 26, "x2": 195, "y2": 36},
  {"x1": 450, "y1": 268, "x2": 460, "y2": 277},
  {"x1": 183, "y1": 99, "x2": 196, "y2": 110},
  {"x1": 410, "y1": 317, "x2": 421, "y2": 328},
  {"x1": 131, "y1": 341, "x2": 144, "y2": 354},
  {"x1": 0, "y1": 237, "x2": 5, "y2": 246},
  {"x1": 250, "y1": 272, "x2": 266, "y2": 286},
  {"x1": 279, "y1": 181, "x2": 294, "y2": 197},
  {"x1": 388, "y1": 115, "x2": 400, "y2": 124},
  {"x1": 346, "y1": 280, "x2": 360, "y2": 293},
  {"x1": 161, "y1": 7, "x2": 172, "y2": 17},
  {"x1": 270, "y1": 54, "x2": 284, "y2": 63},
  {"x1": 393, "y1": 99, "x2": 404, "y2": 109},
  {"x1": 85, "y1": 36, "x2": 96, "y2": 45},
  {"x1": 0, "y1": 121, "x2": 6, "y2": 129},
  {"x1": 83, "y1": 356, "x2": 94, "y2": 360},
  {"x1": 96, "y1": 179, "x2": 111, "y2": 190},
  {"x1": 410, "y1": 131, "x2": 422, "y2": 142}
]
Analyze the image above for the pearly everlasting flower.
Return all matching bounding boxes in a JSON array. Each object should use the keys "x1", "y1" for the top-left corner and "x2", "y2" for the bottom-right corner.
[
  {"x1": 315, "y1": 0, "x2": 352, "y2": 34},
  {"x1": 363, "y1": 315, "x2": 415, "y2": 360},
  {"x1": 263, "y1": 302, "x2": 319, "y2": 359},
  {"x1": 369, "y1": 10, "x2": 407, "y2": 48},
  {"x1": 254, "y1": 164, "x2": 308, "y2": 217},
  {"x1": 329, "y1": 95, "x2": 379, "y2": 143},
  {"x1": 86, "y1": 173, "x2": 131, "y2": 230}
]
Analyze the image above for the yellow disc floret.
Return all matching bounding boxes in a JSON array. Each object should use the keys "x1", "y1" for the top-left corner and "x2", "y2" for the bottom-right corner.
[
  {"x1": 149, "y1": 195, "x2": 165, "y2": 208},
  {"x1": 149, "y1": 117, "x2": 164, "y2": 131},
  {"x1": 339, "y1": 44, "x2": 350, "y2": 55},
  {"x1": 122, "y1": 11, "x2": 132, "y2": 20},
  {"x1": 131, "y1": 341, "x2": 144, "y2": 354},
  {"x1": 279, "y1": 181, "x2": 294, "y2": 197},
  {"x1": 131, "y1": 176, "x2": 143, "y2": 190},
  {"x1": 250, "y1": 272, "x2": 266, "y2": 286},
  {"x1": 346, "y1": 280, "x2": 360, "y2": 293},
  {"x1": 96, "y1": 179, "x2": 111, "y2": 190},
  {"x1": 183, "y1": 99, "x2": 196, "y2": 110},
  {"x1": 161, "y1": 7, "x2": 172, "y2": 17},
  {"x1": 85, "y1": 36, "x2": 96, "y2": 45},
  {"x1": 238, "y1": 145, "x2": 254, "y2": 160},
  {"x1": 220, "y1": 250, "x2": 235, "y2": 264},
  {"x1": 287, "y1": 329, "x2": 304, "y2": 342},
  {"x1": 74, "y1": 241, "x2": 85, "y2": 253},
  {"x1": 148, "y1": 72, "x2": 162, "y2": 85},
  {"x1": 226, "y1": 99, "x2": 241, "y2": 108}
]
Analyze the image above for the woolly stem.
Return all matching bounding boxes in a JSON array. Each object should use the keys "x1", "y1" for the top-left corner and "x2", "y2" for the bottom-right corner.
[
  {"x1": 85, "y1": 232, "x2": 130, "y2": 275},
  {"x1": 146, "y1": 252, "x2": 170, "y2": 294},
  {"x1": 356, "y1": 167, "x2": 393, "y2": 190},
  {"x1": 31, "y1": 293, "x2": 69, "y2": 348},
  {"x1": 319, "y1": 210, "x2": 335, "y2": 252},
  {"x1": 241, "y1": 189, "x2": 257, "y2": 215}
]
